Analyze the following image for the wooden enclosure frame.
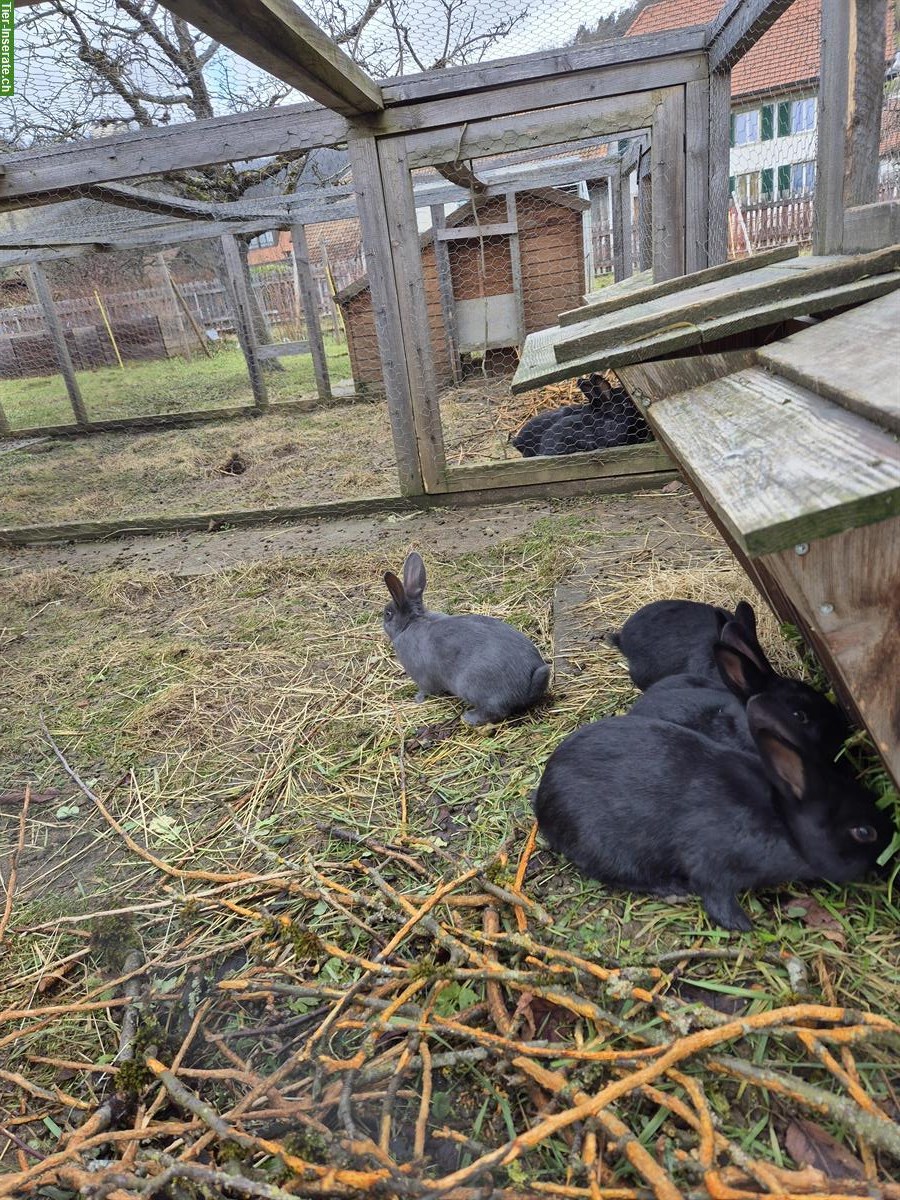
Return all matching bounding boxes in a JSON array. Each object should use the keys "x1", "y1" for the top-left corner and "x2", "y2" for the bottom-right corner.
[{"x1": 0, "y1": 0, "x2": 795, "y2": 512}]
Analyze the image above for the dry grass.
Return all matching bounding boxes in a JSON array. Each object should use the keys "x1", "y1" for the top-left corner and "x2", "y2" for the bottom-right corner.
[{"x1": 0, "y1": 496, "x2": 898, "y2": 1194}]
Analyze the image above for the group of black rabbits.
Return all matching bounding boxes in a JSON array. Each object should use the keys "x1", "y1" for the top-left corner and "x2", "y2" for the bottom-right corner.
[
  {"x1": 511, "y1": 373, "x2": 653, "y2": 458},
  {"x1": 382, "y1": 553, "x2": 893, "y2": 931}
]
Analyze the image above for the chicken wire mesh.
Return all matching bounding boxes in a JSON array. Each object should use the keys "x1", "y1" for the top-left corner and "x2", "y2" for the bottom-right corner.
[
  {"x1": 708, "y1": 0, "x2": 898, "y2": 259},
  {"x1": 390, "y1": 141, "x2": 655, "y2": 469}
]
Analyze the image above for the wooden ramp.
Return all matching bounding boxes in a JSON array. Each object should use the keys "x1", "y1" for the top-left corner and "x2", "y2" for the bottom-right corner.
[
  {"x1": 512, "y1": 246, "x2": 900, "y2": 393},
  {"x1": 617, "y1": 295, "x2": 900, "y2": 786}
]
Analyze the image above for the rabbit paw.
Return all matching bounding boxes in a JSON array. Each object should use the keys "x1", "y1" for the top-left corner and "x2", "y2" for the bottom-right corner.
[
  {"x1": 414, "y1": 690, "x2": 427, "y2": 703},
  {"x1": 702, "y1": 892, "x2": 753, "y2": 932},
  {"x1": 462, "y1": 709, "x2": 494, "y2": 726}
]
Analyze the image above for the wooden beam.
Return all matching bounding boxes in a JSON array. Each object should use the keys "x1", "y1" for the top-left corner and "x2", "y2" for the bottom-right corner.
[
  {"x1": 0, "y1": 103, "x2": 349, "y2": 211},
  {"x1": 155, "y1": 0, "x2": 383, "y2": 116},
  {"x1": 403, "y1": 91, "x2": 664, "y2": 169},
  {"x1": 506, "y1": 193, "x2": 526, "y2": 347},
  {"x1": 620, "y1": 170, "x2": 634, "y2": 281},
  {"x1": 814, "y1": 0, "x2": 887, "y2": 252},
  {"x1": 707, "y1": 68, "x2": 731, "y2": 267},
  {"x1": 434, "y1": 222, "x2": 517, "y2": 240},
  {"x1": 611, "y1": 169, "x2": 627, "y2": 283},
  {"x1": 290, "y1": 223, "x2": 332, "y2": 405},
  {"x1": 220, "y1": 233, "x2": 268, "y2": 411},
  {"x1": 588, "y1": 178, "x2": 609, "y2": 278},
  {"x1": 430, "y1": 205, "x2": 462, "y2": 385},
  {"x1": 347, "y1": 131, "x2": 424, "y2": 497},
  {"x1": 685, "y1": 77, "x2": 711, "y2": 273},
  {"x1": 434, "y1": 161, "x2": 487, "y2": 194},
  {"x1": 27, "y1": 264, "x2": 89, "y2": 427},
  {"x1": 621, "y1": 136, "x2": 648, "y2": 177},
  {"x1": 411, "y1": 156, "x2": 623, "y2": 209},
  {"x1": 843, "y1": 200, "x2": 900, "y2": 253},
  {"x1": 651, "y1": 86, "x2": 686, "y2": 282},
  {"x1": 376, "y1": 135, "x2": 447, "y2": 493},
  {"x1": 638, "y1": 160, "x2": 653, "y2": 272},
  {"x1": 706, "y1": 0, "x2": 794, "y2": 73}
]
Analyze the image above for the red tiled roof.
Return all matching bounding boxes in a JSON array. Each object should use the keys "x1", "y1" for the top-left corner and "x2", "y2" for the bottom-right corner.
[{"x1": 627, "y1": 0, "x2": 893, "y2": 101}]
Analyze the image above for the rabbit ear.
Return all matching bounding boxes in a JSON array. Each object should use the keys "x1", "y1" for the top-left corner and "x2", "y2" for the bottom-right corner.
[
  {"x1": 402, "y1": 552, "x2": 427, "y2": 600},
  {"x1": 734, "y1": 600, "x2": 758, "y2": 639},
  {"x1": 713, "y1": 643, "x2": 769, "y2": 701},
  {"x1": 753, "y1": 728, "x2": 807, "y2": 802},
  {"x1": 384, "y1": 571, "x2": 407, "y2": 608},
  {"x1": 719, "y1": 619, "x2": 772, "y2": 674}
]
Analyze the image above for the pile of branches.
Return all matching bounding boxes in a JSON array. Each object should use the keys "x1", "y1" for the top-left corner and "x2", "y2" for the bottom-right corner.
[{"x1": 2, "y1": 787, "x2": 900, "y2": 1199}]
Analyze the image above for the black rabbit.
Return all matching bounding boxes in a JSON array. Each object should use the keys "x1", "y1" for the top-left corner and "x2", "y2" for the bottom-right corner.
[
  {"x1": 511, "y1": 375, "x2": 650, "y2": 458},
  {"x1": 630, "y1": 619, "x2": 850, "y2": 760},
  {"x1": 611, "y1": 598, "x2": 746, "y2": 690},
  {"x1": 382, "y1": 552, "x2": 550, "y2": 725},
  {"x1": 511, "y1": 404, "x2": 577, "y2": 457},
  {"x1": 533, "y1": 694, "x2": 892, "y2": 931}
]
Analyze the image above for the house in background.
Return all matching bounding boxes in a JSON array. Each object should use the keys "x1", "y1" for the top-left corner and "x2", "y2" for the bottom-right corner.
[{"x1": 627, "y1": 0, "x2": 896, "y2": 208}]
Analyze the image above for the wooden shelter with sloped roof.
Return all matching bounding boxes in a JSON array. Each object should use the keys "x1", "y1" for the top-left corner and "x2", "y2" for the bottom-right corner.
[{"x1": 336, "y1": 188, "x2": 590, "y2": 392}]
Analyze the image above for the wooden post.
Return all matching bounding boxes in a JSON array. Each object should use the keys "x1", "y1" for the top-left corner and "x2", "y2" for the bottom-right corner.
[
  {"x1": 376, "y1": 135, "x2": 447, "y2": 493},
  {"x1": 815, "y1": 0, "x2": 889, "y2": 254},
  {"x1": 587, "y1": 178, "x2": 609, "y2": 278},
  {"x1": 685, "y1": 76, "x2": 711, "y2": 272},
  {"x1": 611, "y1": 168, "x2": 627, "y2": 282},
  {"x1": 290, "y1": 223, "x2": 332, "y2": 405},
  {"x1": 619, "y1": 170, "x2": 634, "y2": 280},
  {"x1": 28, "y1": 263, "x2": 88, "y2": 426},
  {"x1": 347, "y1": 131, "x2": 425, "y2": 496},
  {"x1": 651, "y1": 86, "x2": 687, "y2": 282},
  {"x1": 638, "y1": 152, "x2": 653, "y2": 271},
  {"x1": 429, "y1": 204, "x2": 462, "y2": 383},
  {"x1": 220, "y1": 233, "x2": 269, "y2": 410},
  {"x1": 0, "y1": 396, "x2": 11, "y2": 435},
  {"x1": 505, "y1": 192, "x2": 527, "y2": 345},
  {"x1": 707, "y1": 69, "x2": 731, "y2": 267}
]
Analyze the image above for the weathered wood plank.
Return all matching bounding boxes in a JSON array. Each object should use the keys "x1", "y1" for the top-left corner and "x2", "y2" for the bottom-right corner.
[
  {"x1": 220, "y1": 233, "x2": 269, "y2": 411},
  {"x1": 758, "y1": 290, "x2": 900, "y2": 435},
  {"x1": 645, "y1": 367, "x2": 900, "y2": 556},
  {"x1": 638, "y1": 153, "x2": 653, "y2": 272},
  {"x1": 347, "y1": 132, "x2": 424, "y2": 497},
  {"x1": 651, "y1": 86, "x2": 686, "y2": 282},
  {"x1": 506, "y1": 193, "x2": 526, "y2": 348},
  {"x1": 619, "y1": 170, "x2": 634, "y2": 282},
  {"x1": 403, "y1": 91, "x2": 664, "y2": 168},
  {"x1": 611, "y1": 169, "x2": 627, "y2": 283},
  {"x1": 684, "y1": 77, "x2": 710, "y2": 273},
  {"x1": 430, "y1": 206, "x2": 462, "y2": 385},
  {"x1": 758, "y1": 517, "x2": 900, "y2": 786},
  {"x1": 156, "y1": 0, "x2": 383, "y2": 115},
  {"x1": 707, "y1": 68, "x2": 731, "y2": 267},
  {"x1": 706, "y1": 0, "x2": 794, "y2": 72},
  {"x1": 554, "y1": 247, "x2": 900, "y2": 363},
  {"x1": 559, "y1": 243, "x2": 799, "y2": 326},
  {"x1": 379, "y1": 27, "x2": 708, "y2": 104},
  {"x1": 290, "y1": 223, "x2": 332, "y2": 404},
  {"x1": 815, "y1": 0, "x2": 851, "y2": 253},
  {"x1": 0, "y1": 469, "x2": 678, "y2": 548},
  {"x1": 616, "y1": 349, "x2": 758, "y2": 403},
  {"x1": 512, "y1": 270, "x2": 900, "y2": 392},
  {"x1": 27, "y1": 264, "x2": 88, "y2": 427},
  {"x1": 844, "y1": 0, "x2": 889, "y2": 211},
  {"x1": 843, "y1": 200, "x2": 900, "y2": 254},
  {"x1": 0, "y1": 105, "x2": 348, "y2": 210},
  {"x1": 443, "y1": 441, "x2": 672, "y2": 493},
  {"x1": 376, "y1": 136, "x2": 447, "y2": 493},
  {"x1": 434, "y1": 223, "x2": 517, "y2": 241}
]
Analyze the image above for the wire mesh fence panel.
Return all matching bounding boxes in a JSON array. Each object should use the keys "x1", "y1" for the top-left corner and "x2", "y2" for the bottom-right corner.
[
  {"x1": 400, "y1": 140, "x2": 657, "y2": 472},
  {"x1": 711, "y1": 0, "x2": 896, "y2": 260}
]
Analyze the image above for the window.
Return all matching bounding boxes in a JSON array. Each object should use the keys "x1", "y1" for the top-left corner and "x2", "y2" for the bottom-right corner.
[
  {"x1": 777, "y1": 164, "x2": 791, "y2": 196},
  {"x1": 790, "y1": 160, "x2": 816, "y2": 194},
  {"x1": 761, "y1": 104, "x2": 774, "y2": 141},
  {"x1": 731, "y1": 172, "x2": 760, "y2": 205},
  {"x1": 791, "y1": 98, "x2": 816, "y2": 133},
  {"x1": 730, "y1": 110, "x2": 760, "y2": 146},
  {"x1": 761, "y1": 167, "x2": 774, "y2": 200},
  {"x1": 249, "y1": 231, "x2": 276, "y2": 249}
]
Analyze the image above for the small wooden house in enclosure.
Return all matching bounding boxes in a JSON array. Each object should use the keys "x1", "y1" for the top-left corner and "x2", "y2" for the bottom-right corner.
[{"x1": 336, "y1": 189, "x2": 590, "y2": 392}]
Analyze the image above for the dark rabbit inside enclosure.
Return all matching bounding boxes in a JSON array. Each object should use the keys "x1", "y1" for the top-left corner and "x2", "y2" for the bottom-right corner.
[{"x1": 511, "y1": 373, "x2": 653, "y2": 458}]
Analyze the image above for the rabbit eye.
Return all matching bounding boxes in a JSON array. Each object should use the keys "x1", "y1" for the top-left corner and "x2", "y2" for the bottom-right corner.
[
  {"x1": 792, "y1": 709, "x2": 809, "y2": 724},
  {"x1": 849, "y1": 825, "x2": 878, "y2": 843}
]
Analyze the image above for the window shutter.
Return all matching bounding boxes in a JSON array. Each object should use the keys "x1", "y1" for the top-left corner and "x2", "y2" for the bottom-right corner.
[
  {"x1": 761, "y1": 168, "x2": 774, "y2": 198},
  {"x1": 729, "y1": 174, "x2": 735, "y2": 195},
  {"x1": 761, "y1": 105, "x2": 774, "y2": 141},
  {"x1": 777, "y1": 164, "x2": 791, "y2": 195},
  {"x1": 777, "y1": 101, "x2": 791, "y2": 137},
  {"x1": 729, "y1": 113, "x2": 735, "y2": 147}
]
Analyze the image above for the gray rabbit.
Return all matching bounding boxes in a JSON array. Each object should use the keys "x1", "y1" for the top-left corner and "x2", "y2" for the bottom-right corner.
[{"x1": 382, "y1": 552, "x2": 550, "y2": 725}]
